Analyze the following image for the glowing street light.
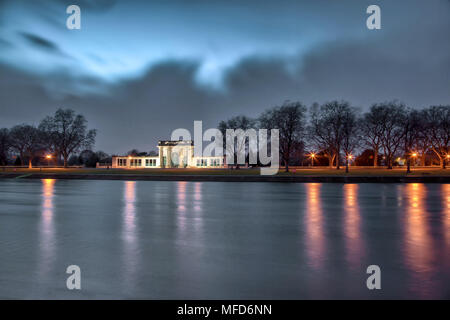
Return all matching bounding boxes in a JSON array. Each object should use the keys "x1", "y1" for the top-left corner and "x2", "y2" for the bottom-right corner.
[
  {"x1": 308, "y1": 152, "x2": 316, "y2": 167},
  {"x1": 45, "y1": 154, "x2": 52, "y2": 167},
  {"x1": 345, "y1": 154, "x2": 353, "y2": 173}
]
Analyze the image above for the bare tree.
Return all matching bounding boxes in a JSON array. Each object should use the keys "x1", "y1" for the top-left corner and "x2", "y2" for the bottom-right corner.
[
  {"x1": 259, "y1": 101, "x2": 306, "y2": 172},
  {"x1": 309, "y1": 101, "x2": 352, "y2": 170},
  {"x1": 39, "y1": 109, "x2": 97, "y2": 168},
  {"x1": 308, "y1": 103, "x2": 336, "y2": 168},
  {"x1": 341, "y1": 107, "x2": 360, "y2": 173},
  {"x1": 9, "y1": 124, "x2": 43, "y2": 168},
  {"x1": 218, "y1": 115, "x2": 256, "y2": 169},
  {"x1": 361, "y1": 106, "x2": 384, "y2": 167},
  {"x1": 375, "y1": 101, "x2": 407, "y2": 169},
  {"x1": 0, "y1": 128, "x2": 10, "y2": 166},
  {"x1": 413, "y1": 109, "x2": 431, "y2": 166},
  {"x1": 39, "y1": 117, "x2": 60, "y2": 164},
  {"x1": 127, "y1": 149, "x2": 147, "y2": 156},
  {"x1": 423, "y1": 105, "x2": 450, "y2": 168},
  {"x1": 402, "y1": 109, "x2": 423, "y2": 173}
]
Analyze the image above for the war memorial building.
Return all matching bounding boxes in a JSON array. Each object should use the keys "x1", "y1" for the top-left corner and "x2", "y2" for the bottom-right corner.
[{"x1": 111, "y1": 140, "x2": 224, "y2": 169}]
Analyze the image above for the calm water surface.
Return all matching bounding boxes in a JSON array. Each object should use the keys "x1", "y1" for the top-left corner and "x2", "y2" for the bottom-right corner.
[{"x1": 0, "y1": 180, "x2": 449, "y2": 299}]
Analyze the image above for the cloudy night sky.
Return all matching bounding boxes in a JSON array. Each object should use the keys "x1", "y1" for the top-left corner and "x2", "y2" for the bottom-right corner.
[{"x1": 0, "y1": 0, "x2": 449, "y2": 154}]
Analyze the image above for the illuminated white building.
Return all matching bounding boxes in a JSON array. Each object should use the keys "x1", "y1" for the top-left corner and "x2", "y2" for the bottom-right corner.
[{"x1": 111, "y1": 140, "x2": 224, "y2": 169}]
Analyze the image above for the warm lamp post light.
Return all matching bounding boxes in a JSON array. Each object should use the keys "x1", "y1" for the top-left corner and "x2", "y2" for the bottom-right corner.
[
  {"x1": 310, "y1": 153, "x2": 316, "y2": 167},
  {"x1": 345, "y1": 154, "x2": 353, "y2": 173},
  {"x1": 407, "y1": 152, "x2": 417, "y2": 174},
  {"x1": 45, "y1": 154, "x2": 52, "y2": 167}
]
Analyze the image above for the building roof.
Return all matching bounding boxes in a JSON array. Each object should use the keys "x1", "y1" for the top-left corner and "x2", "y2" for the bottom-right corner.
[{"x1": 158, "y1": 140, "x2": 194, "y2": 146}]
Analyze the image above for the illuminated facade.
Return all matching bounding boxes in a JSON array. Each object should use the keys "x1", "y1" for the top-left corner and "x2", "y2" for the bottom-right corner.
[{"x1": 111, "y1": 140, "x2": 224, "y2": 169}]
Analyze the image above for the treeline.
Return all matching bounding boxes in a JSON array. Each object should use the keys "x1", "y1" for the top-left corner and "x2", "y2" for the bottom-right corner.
[
  {"x1": 219, "y1": 100, "x2": 450, "y2": 172},
  {"x1": 0, "y1": 108, "x2": 98, "y2": 168}
]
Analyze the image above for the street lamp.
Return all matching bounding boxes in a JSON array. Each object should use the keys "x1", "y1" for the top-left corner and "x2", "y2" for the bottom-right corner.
[
  {"x1": 345, "y1": 154, "x2": 353, "y2": 173},
  {"x1": 411, "y1": 152, "x2": 417, "y2": 166},
  {"x1": 310, "y1": 153, "x2": 316, "y2": 167},
  {"x1": 45, "y1": 154, "x2": 52, "y2": 167}
]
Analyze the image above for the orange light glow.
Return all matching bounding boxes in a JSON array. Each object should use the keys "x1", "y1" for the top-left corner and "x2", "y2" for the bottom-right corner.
[
  {"x1": 443, "y1": 184, "x2": 450, "y2": 247},
  {"x1": 305, "y1": 183, "x2": 325, "y2": 269},
  {"x1": 344, "y1": 184, "x2": 363, "y2": 269},
  {"x1": 46, "y1": 154, "x2": 52, "y2": 159},
  {"x1": 122, "y1": 181, "x2": 138, "y2": 287},
  {"x1": 412, "y1": 153, "x2": 417, "y2": 157},
  {"x1": 347, "y1": 154, "x2": 353, "y2": 160},
  {"x1": 404, "y1": 183, "x2": 434, "y2": 297},
  {"x1": 39, "y1": 179, "x2": 55, "y2": 277}
]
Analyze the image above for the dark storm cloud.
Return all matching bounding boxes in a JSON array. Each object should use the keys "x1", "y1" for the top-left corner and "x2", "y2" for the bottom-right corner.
[
  {"x1": 1, "y1": 0, "x2": 450, "y2": 153},
  {"x1": 20, "y1": 32, "x2": 61, "y2": 52},
  {"x1": 18, "y1": 32, "x2": 74, "y2": 60},
  {"x1": 2, "y1": 25, "x2": 449, "y2": 155}
]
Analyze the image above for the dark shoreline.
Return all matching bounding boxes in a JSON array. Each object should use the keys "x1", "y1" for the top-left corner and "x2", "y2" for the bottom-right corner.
[{"x1": 1, "y1": 172, "x2": 450, "y2": 183}]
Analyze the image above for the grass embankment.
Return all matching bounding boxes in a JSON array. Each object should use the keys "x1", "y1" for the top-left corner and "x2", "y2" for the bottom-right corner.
[{"x1": 0, "y1": 167, "x2": 449, "y2": 177}]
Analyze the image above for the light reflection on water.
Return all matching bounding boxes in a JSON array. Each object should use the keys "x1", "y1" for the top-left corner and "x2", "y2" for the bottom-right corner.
[
  {"x1": 443, "y1": 184, "x2": 450, "y2": 248},
  {"x1": 177, "y1": 181, "x2": 204, "y2": 236},
  {"x1": 176, "y1": 181, "x2": 188, "y2": 235},
  {"x1": 1, "y1": 180, "x2": 449, "y2": 299},
  {"x1": 122, "y1": 181, "x2": 138, "y2": 291},
  {"x1": 304, "y1": 183, "x2": 325, "y2": 269},
  {"x1": 403, "y1": 183, "x2": 435, "y2": 298},
  {"x1": 343, "y1": 184, "x2": 364, "y2": 270},
  {"x1": 38, "y1": 179, "x2": 55, "y2": 277}
]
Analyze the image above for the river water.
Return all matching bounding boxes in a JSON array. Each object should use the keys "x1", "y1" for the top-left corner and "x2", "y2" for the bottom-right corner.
[{"x1": 0, "y1": 179, "x2": 449, "y2": 299}]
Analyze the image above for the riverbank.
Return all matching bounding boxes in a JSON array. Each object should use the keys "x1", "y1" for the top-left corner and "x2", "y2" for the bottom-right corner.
[{"x1": 1, "y1": 167, "x2": 450, "y2": 183}]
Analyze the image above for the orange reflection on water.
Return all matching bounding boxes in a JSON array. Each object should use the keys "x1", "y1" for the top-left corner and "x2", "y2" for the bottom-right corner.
[
  {"x1": 123, "y1": 181, "x2": 136, "y2": 239},
  {"x1": 404, "y1": 183, "x2": 434, "y2": 297},
  {"x1": 122, "y1": 181, "x2": 138, "y2": 291},
  {"x1": 194, "y1": 182, "x2": 202, "y2": 212},
  {"x1": 305, "y1": 183, "x2": 325, "y2": 269},
  {"x1": 177, "y1": 181, "x2": 188, "y2": 233},
  {"x1": 39, "y1": 179, "x2": 55, "y2": 276},
  {"x1": 177, "y1": 181, "x2": 187, "y2": 212},
  {"x1": 42, "y1": 179, "x2": 55, "y2": 221},
  {"x1": 443, "y1": 184, "x2": 450, "y2": 247},
  {"x1": 343, "y1": 184, "x2": 363, "y2": 269},
  {"x1": 176, "y1": 181, "x2": 204, "y2": 238}
]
